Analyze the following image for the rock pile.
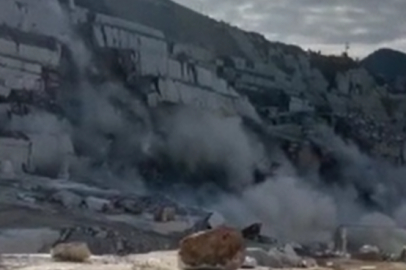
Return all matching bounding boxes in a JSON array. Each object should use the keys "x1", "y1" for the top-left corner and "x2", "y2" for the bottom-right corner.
[{"x1": 0, "y1": 176, "x2": 214, "y2": 255}]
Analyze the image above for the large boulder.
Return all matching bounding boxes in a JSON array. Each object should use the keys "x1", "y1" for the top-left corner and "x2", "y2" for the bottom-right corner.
[
  {"x1": 51, "y1": 242, "x2": 92, "y2": 262},
  {"x1": 178, "y1": 226, "x2": 245, "y2": 270}
]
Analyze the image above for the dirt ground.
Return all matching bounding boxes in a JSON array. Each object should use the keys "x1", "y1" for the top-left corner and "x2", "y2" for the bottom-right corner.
[{"x1": 2, "y1": 252, "x2": 406, "y2": 270}]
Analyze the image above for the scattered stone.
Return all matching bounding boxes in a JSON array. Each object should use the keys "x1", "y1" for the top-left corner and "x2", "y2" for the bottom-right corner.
[
  {"x1": 242, "y1": 256, "x2": 257, "y2": 269},
  {"x1": 178, "y1": 226, "x2": 245, "y2": 270},
  {"x1": 301, "y1": 257, "x2": 318, "y2": 268},
  {"x1": 84, "y1": 196, "x2": 111, "y2": 212},
  {"x1": 16, "y1": 193, "x2": 36, "y2": 204},
  {"x1": 270, "y1": 247, "x2": 302, "y2": 268},
  {"x1": 382, "y1": 252, "x2": 397, "y2": 262},
  {"x1": 246, "y1": 246, "x2": 303, "y2": 268},
  {"x1": 353, "y1": 245, "x2": 382, "y2": 261},
  {"x1": 51, "y1": 190, "x2": 83, "y2": 209},
  {"x1": 245, "y1": 247, "x2": 282, "y2": 268},
  {"x1": 154, "y1": 207, "x2": 176, "y2": 222},
  {"x1": 51, "y1": 242, "x2": 91, "y2": 262},
  {"x1": 283, "y1": 244, "x2": 299, "y2": 258}
]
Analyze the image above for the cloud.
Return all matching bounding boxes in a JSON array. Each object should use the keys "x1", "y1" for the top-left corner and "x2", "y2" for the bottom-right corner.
[{"x1": 172, "y1": 0, "x2": 406, "y2": 57}]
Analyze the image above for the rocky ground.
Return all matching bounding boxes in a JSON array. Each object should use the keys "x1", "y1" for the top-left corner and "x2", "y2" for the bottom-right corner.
[
  {"x1": 1, "y1": 252, "x2": 406, "y2": 270},
  {"x1": 2, "y1": 173, "x2": 406, "y2": 270},
  {"x1": 0, "y1": 173, "x2": 210, "y2": 255}
]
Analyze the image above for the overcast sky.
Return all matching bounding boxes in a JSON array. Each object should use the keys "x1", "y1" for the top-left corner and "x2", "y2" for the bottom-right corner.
[{"x1": 172, "y1": 0, "x2": 406, "y2": 58}]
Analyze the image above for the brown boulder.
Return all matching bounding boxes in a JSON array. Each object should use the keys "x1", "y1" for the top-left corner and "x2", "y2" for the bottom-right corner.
[
  {"x1": 51, "y1": 242, "x2": 91, "y2": 262},
  {"x1": 178, "y1": 226, "x2": 245, "y2": 270}
]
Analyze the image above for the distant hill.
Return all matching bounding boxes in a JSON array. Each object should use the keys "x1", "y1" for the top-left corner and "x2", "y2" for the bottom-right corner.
[{"x1": 361, "y1": 48, "x2": 406, "y2": 92}]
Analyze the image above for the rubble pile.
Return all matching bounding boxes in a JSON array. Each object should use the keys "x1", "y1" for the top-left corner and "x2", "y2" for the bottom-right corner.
[{"x1": 0, "y1": 175, "x2": 213, "y2": 255}]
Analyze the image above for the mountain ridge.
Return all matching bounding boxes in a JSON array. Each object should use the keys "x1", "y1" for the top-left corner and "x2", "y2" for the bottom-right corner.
[{"x1": 361, "y1": 48, "x2": 406, "y2": 93}]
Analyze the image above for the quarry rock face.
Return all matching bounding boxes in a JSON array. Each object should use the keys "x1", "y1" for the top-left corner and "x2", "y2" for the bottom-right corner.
[
  {"x1": 0, "y1": 0, "x2": 406, "y2": 263},
  {"x1": 178, "y1": 226, "x2": 245, "y2": 270}
]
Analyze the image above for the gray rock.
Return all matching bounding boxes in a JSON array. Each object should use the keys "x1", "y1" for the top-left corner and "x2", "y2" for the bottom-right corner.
[
  {"x1": 242, "y1": 256, "x2": 258, "y2": 269},
  {"x1": 95, "y1": 230, "x2": 109, "y2": 239},
  {"x1": 355, "y1": 245, "x2": 381, "y2": 261},
  {"x1": 301, "y1": 257, "x2": 318, "y2": 268},
  {"x1": 17, "y1": 193, "x2": 36, "y2": 204},
  {"x1": 280, "y1": 244, "x2": 302, "y2": 266},
  {"x1": 270, "y1": 247, "x2": 302, "y2": 268},
  {"x1": 0, "y1": 160, "x2": 15, "y2": 178},
  {"x1": 360, "y1": 245, "x2": 380, "y2": 254},
  {"x1": 84, "y1": 196, "x2": 111, "y2": 212},
  {"x1": 245, "y1": 247, "x2": 283, "y2": 268},
  {"x1": 246, "y1": 246, "x2": 304, "y2": 268},
  {"x1": 51, "y1": 190, "x2": 83, "y2": 209},
  {"x1": 283, "y1": 244, "x2": 299, "y2": 257},
  {"x1": 207, "y1": 211, "x2": 225, "y2": 228},
  {"x1": 115, "y1": 198, "x2": 143, "y2": 214}
]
